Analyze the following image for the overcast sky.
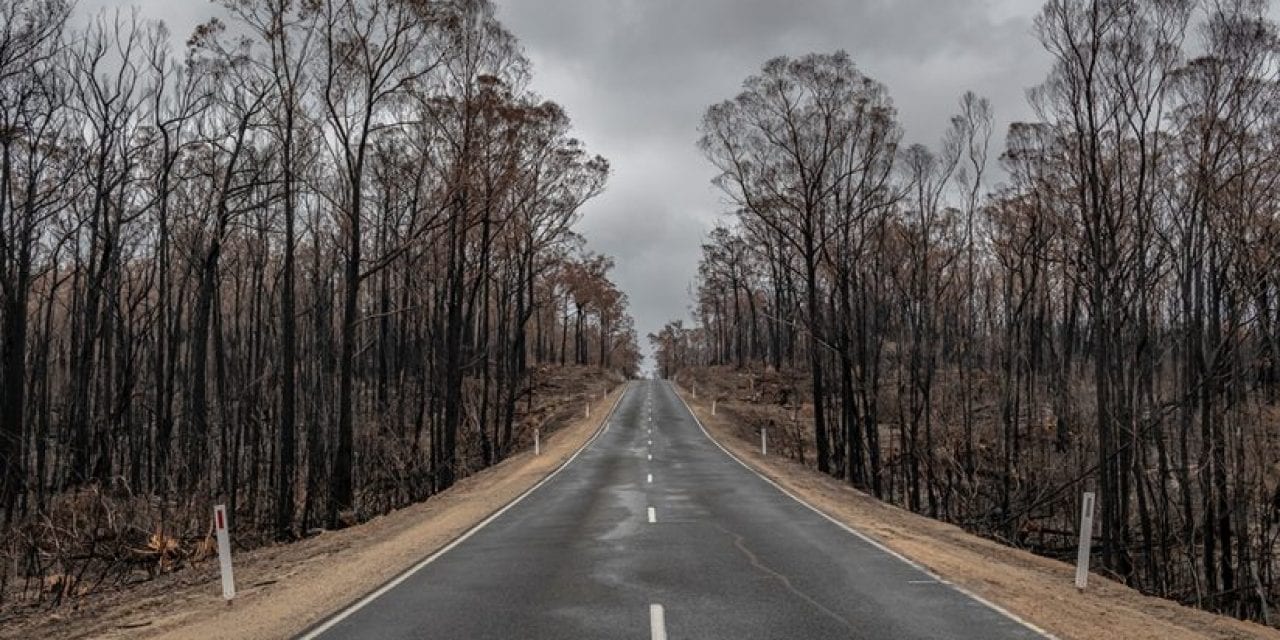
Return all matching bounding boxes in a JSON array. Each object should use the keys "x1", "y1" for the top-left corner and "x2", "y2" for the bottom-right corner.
[
  {"x1": 490, "y1": 0, "x2": 1051, "y2": 364},
  {"x1": 82, "y1": 0, "x2": 1055, "y2": 366}
]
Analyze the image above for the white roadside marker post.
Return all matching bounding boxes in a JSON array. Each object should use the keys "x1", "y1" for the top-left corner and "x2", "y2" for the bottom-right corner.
[
  {"x1": 213, "y1": 504, "x2": 236, "y2": 602},
  {"x1": 692, "y1": 386, "x2": 697, "y2": 399},
  {"x1": 761, "y1": 427, "x2": 767, "y2": 456},
  {"x1": 535, "y1": 429, "x2": 540, "y2": 456},
  {"x1": 712, "y1": 399, "x2": 717, "y2": 416},
  {"x1": 1075, "y1": 492, "x2": 1095, "y2": 591}
]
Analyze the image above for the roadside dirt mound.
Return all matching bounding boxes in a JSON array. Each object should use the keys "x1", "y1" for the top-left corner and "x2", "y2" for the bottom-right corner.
[
  {"x1": 0, "y1": 379, "x2": 627, "y2": 640},
  {"x1": 679, "y1": 385, "x2": 1279, "y2": 640},
  {"x1": 677, "y1": 366, "x2": 817, "y2": 461}
]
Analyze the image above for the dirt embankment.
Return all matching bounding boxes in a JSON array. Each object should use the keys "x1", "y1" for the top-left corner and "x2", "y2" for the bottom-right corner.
[
  {"x1": 0, "y1": 383, "x2": 627, "y2": 640},
  {"x1": 677, "y1": 385, "x2": 1279, "y2": 640}
]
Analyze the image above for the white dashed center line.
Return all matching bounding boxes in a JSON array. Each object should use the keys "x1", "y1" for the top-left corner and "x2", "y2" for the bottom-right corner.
[
  {"x1": 649, "y1": 604, "x2": 667, "y2": 640},
  {"x1": 647, "y1": 507, "x2": 656, "y2": 523}
]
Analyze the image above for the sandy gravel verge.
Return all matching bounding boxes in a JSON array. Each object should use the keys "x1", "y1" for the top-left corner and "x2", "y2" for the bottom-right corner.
[
  {"x1": 677, "y1": 387, "x2": 1279, "y2": 640},
  {"x1": 1, "y1": 383, "x2": 627, "y2": 640}
]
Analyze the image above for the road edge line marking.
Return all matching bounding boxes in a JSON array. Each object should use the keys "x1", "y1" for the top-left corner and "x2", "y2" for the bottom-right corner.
[
  {"x1": 669, "y1": 381, "x2": 1057, "y2": 640},
  {"x1": 295, "y1": 382, "x2": 632, "y2": 639}
]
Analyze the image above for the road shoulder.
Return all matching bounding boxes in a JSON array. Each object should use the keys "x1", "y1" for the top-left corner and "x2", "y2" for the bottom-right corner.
[
  {"x1": 3, "y1": 384, "x2": 626, "y2": 640},
  {"x1": 676, "y1": 386, "x2": 1279, "y2": 640}
]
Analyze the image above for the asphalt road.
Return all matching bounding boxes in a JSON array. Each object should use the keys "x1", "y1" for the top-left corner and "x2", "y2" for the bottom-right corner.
[{"x1": 304, "y1": 380, "x2": 1047, "y2": 639}]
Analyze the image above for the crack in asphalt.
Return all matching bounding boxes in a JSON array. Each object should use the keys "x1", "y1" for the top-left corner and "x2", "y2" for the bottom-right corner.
[{"x1": 713, "y1": 522, "x2": 857, "y2": 634}]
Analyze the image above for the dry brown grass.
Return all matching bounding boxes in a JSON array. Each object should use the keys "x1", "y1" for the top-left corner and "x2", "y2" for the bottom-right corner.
[
  {"x1": 680, "y1": 383, "x2": 1280, "y2": 640},
  {"x1": 0, "y1": 375, "x2": 626, "y2": 639}
]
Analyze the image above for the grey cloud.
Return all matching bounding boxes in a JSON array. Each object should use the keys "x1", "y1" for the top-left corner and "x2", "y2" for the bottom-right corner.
[{"x1": 494, "y1": 0, "x2": 1052, "y2": 364}]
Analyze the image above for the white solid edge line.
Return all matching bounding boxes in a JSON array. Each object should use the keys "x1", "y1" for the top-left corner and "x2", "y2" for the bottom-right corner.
[
  {"x1": 648, "y1": 506, "x2": 656, "y2": 523},
  {"x1": 668, "y1": 381, "x2": 1058, "y2": 640},
  {"x1": 297, "y1": 383, "x2": 632, "y2": 640},
  {"x1": 650, "y1": 603, "x2": 667, "y2": 640}
]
